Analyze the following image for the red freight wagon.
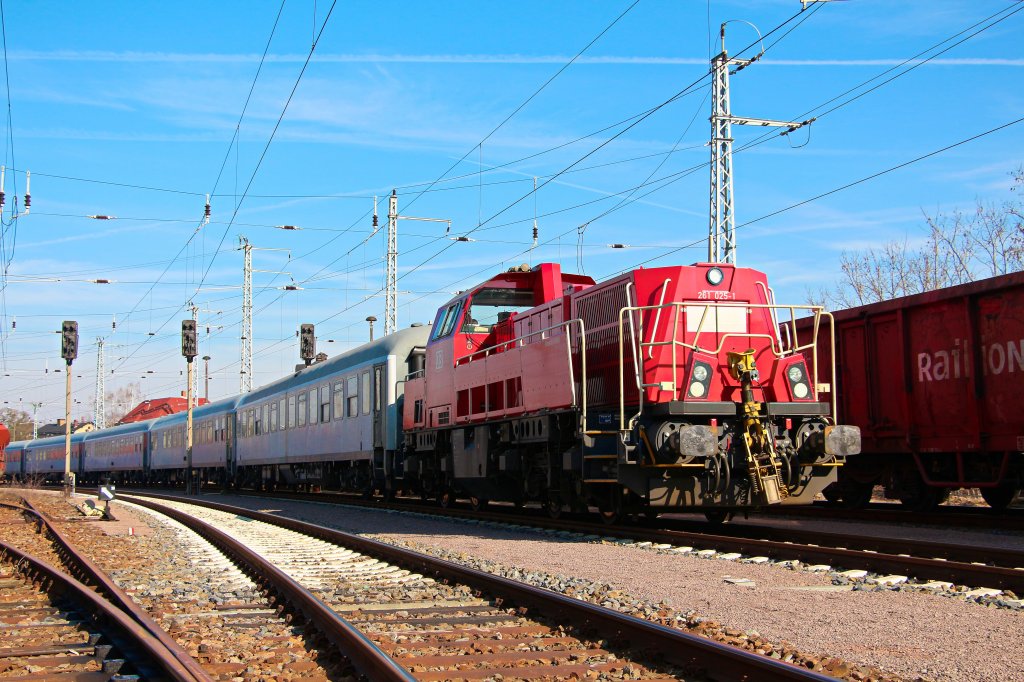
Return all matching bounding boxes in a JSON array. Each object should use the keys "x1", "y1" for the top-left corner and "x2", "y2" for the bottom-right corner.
[{"x1": 800, "y1": 272, "x2": 1024, "y2": 509}]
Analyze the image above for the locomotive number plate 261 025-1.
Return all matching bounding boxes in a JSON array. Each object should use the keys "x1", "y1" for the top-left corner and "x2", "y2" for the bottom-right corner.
[{"x1": 696, "y1": 289, "x2": 737, "y2": 301}]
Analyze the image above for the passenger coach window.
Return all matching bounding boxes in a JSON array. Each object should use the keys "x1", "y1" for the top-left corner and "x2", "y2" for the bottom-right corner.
[
  {"x1": 333, "y1": 382, "x2": 343, "y2": 419},
  {"x1": 297, "y1": 393, "x2": 307, "y2": 427},
  {"x1": 361, "y1": 371, "x2": 371, "y2": 415},
  {"x1": 347, "y1": 376, "x2": 358, "y2": 417},
  {"x1": 308, "y1": 389, "x2": 317, "y2": 425},
  {"x1": 288, "y1": 396, "x2": 296, "y2": 429},
  {"x1": 321, "y1": 385, "x2": 331, "y2": 422},
  {"x1": 279, "y1": 399, "x2": 286, "y2": 430}
]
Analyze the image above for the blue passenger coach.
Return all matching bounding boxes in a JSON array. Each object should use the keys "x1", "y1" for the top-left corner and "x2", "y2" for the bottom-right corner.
[{"x1": 234, "y1": 325, "x2": 429, "y2": 491}]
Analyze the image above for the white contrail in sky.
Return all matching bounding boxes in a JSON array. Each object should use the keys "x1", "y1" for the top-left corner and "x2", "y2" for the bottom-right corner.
[{"x1": 10, "y1": 51, "x2": 1024, "y2": 66}]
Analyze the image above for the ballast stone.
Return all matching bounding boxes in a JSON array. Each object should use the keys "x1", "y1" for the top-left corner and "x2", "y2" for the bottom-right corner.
[{"x1": 872, "y1": 575, "x2": 908, "y2": 586}]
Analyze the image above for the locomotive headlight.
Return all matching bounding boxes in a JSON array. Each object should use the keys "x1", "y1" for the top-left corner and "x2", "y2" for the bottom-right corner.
[
  {"x1": 688, "y1": 359, "x2": 713, "y2": 399},
  {"x1": 787, "y1": 364, "x2": 804, "y2": 382},
  {"x1": 706, "y1": 267, "x2": 724, "y2": 286},
  {"x1": 785, "y1": 359, "x2": 812, "y2": 400}
]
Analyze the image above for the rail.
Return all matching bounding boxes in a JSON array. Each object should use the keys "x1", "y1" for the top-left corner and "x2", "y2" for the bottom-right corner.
[
  {"x1": 19, "y1": 498, "x2": 214, "y2": 682},
  {"x1": 618, "y1": 301, "x2": 838, "y2": 431},
  {"x1": 0, "y1": 540, "x2": 209, "y2": 682}
]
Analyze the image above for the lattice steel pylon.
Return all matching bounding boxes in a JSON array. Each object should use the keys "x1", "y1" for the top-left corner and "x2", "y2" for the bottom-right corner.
[
  {"x1": 385, "y1": 190, "x2": 398, "y2": 336},
  {"x1": 708, "y1": 23, "x2": 811, "y2": 265},
  {"x1": 94, "y1": 337, "x2": 105, "y2": 429},
  {"x1": 239, "y1": 236, "x2": 253, "y2": 393}
]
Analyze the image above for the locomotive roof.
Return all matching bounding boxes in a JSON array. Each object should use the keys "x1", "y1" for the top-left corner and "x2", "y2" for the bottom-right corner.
[
  {"x1": 434, "y1": 262, "x2": 595, "y2": 308},
  {"x1": 237, "y1": 324, "x2": 430, "y2": 407}
]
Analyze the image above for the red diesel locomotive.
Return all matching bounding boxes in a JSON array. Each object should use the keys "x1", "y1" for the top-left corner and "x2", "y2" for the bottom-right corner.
[{"x1": 401, "y1": 262, "x2": 860, "y2": 520}]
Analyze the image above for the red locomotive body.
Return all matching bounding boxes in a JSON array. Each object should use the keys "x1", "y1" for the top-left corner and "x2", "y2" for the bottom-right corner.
[
  {"x1": 402, "y1": 262, "x2": 859, "y2": 519},
  {"x1": 0, "y1": 423, "x2": 8, "y2": 479},
  {"x1": 799, "y1": 272, "x2": 1024, "y2": 509}
]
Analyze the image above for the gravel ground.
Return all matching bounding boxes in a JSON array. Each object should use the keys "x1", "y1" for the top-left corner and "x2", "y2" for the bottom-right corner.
[{"x1": 210, "y1": 493, "x2": 1023, "y2": 682}]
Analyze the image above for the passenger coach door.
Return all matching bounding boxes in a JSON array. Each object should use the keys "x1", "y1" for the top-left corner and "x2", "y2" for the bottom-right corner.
[{"x1": 372, "y1": 364, "x2": 385, "y2": 449}]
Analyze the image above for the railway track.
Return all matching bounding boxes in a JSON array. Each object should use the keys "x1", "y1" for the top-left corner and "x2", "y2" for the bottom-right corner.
[
  {"x1": 0, "y1": 503, "x2": 209, "y2": 682},
  {"x1": 209, "y1": 489, "x2": 1024, "y2": 596},
  {"x1": 7, "y1": 493, "x2": 365, "y2": 680},
  {"x1": 758, "y1": 500, "x2": 1024, "y2": 532},
  {"x1": 121, "y1": 492, "x2": 840, "y2": 682}
]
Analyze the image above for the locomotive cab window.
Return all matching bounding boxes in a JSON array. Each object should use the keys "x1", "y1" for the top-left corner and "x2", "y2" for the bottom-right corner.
[
  {"x1": 461, "y1": 287, "x2": 534, "y2": 333},
  {"x1": 430, "y1": 299, "x2": 465, "y2": 341}
]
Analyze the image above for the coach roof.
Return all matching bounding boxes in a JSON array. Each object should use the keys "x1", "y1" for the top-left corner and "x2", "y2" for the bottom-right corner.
[{"x1": 236, "y1": 324, "x2": 430, "y2": 408}]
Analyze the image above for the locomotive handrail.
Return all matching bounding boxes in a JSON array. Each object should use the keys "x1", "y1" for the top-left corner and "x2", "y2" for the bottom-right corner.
[{"x1": 617, "y1": 301, "x2": 839, "y2": 430}]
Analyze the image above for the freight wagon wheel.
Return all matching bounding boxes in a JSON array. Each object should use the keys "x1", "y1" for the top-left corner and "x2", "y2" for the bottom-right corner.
[
  {"x1": 545, "y1": 497, "x2": 563, "y2": 520},
  {"x1": 898, "y1": 485, "x2": 950, "y2": 512},
  {"x1": 469, "y1": 496, "x2": 489, "y2": 512},
  {"x1": 980, "y1": 484, "x2": 1020, "y2": 510},
  {"x1": 703, "y1": 510, "x2": 733, "y2": 524},
  {"x1": 837, "y1": 481, "x2": 874, "y2": 509},
  {"x1": 438, "y1": 489, "x2": 454, "y2": 509}
]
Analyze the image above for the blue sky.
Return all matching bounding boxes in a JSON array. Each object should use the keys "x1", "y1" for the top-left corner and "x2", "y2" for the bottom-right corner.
[{"x1": 0, "y1": 0, "x2": 1021, "y2": 424}]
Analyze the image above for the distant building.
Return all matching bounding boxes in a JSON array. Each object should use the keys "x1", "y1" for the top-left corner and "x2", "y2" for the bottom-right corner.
[
  {"x1": 36, "y1": 419, "x2": 95, "y2": 438},
  {"x1": 118, "y1": 397, "x2": 209, "y2": 424}
]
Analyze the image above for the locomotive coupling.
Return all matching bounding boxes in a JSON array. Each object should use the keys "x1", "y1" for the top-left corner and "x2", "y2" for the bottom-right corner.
[{"x1": 800, "y1": 425, "x2": 862, "y2": 458}]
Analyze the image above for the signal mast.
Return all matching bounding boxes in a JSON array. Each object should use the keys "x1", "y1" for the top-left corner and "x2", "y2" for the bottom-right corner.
[{"x1": 708, "y1": 22, "x2": 813, "y2": 264}]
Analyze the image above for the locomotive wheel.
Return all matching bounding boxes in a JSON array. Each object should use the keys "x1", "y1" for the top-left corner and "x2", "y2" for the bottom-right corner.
[
  {"x1": 438, "y1": 490, "x2": 454, "y2": 509},
  {"x1": 980, "y1": 484, "x2": 1020, "y2": 510},
  {"x1": 469, "y1": 496, "x2": 489, "y2": 512},
  {"x1": 703, "y1": 509, "x2": 733, "y2": 524}
]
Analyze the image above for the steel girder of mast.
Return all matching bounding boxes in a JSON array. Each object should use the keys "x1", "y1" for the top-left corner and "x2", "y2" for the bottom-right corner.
[{"x1": 708, "y1": 23, "x2": 812, "y2": 265}]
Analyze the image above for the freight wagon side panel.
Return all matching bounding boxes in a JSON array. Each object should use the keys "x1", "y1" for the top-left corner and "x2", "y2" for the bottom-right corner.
[
  {"x1": 904, "y1": 299, "x2": 980, "y2": 453},
  {"x1": 973, "y1": 285, "x2": 1024, "y2": 452}
]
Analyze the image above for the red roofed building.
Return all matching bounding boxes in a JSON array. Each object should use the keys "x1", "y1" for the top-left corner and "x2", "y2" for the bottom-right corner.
[{"x1": 117, "y1": 397, "x2": 209, "y2": 424}]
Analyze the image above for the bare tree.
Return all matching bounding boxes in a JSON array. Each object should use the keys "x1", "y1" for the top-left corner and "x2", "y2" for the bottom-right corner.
[
  {"x1": 0, "y1": 408, "x2": 35, "y2": 441},
  {"x1": 105, "y1": 382, "x2": 144, "y2": 425},
  {"x1": 813, "y1": 167, "x2": 1024, "y2": 308}
]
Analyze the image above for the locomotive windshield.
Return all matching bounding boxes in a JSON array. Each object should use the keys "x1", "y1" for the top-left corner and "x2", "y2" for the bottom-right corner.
[{"x1": 462, "y1": 287, "x2": 534, "y2": 332}]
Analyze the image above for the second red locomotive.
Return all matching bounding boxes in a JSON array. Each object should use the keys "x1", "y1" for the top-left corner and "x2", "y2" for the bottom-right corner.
[{"x1": 401, "y1": 261, "x2": 860, "y2": 521}]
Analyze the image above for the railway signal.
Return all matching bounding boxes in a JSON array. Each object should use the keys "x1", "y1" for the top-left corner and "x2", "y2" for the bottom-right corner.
[
  {"x1": 181, "y1": 319, "x2": 197, "y2": 494},
  {"x1": 61, "y1": 320, "x2": 79, "y2": 362},
  {"x1": 300, "y1": 324, "x2": 315, "y2": 365},
  {"x1": 181, "y1": 320, "x2": 198, "y2": 359},
  {"x1": 60, "y1": 320, "x2": 79, "y2": 498}
]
